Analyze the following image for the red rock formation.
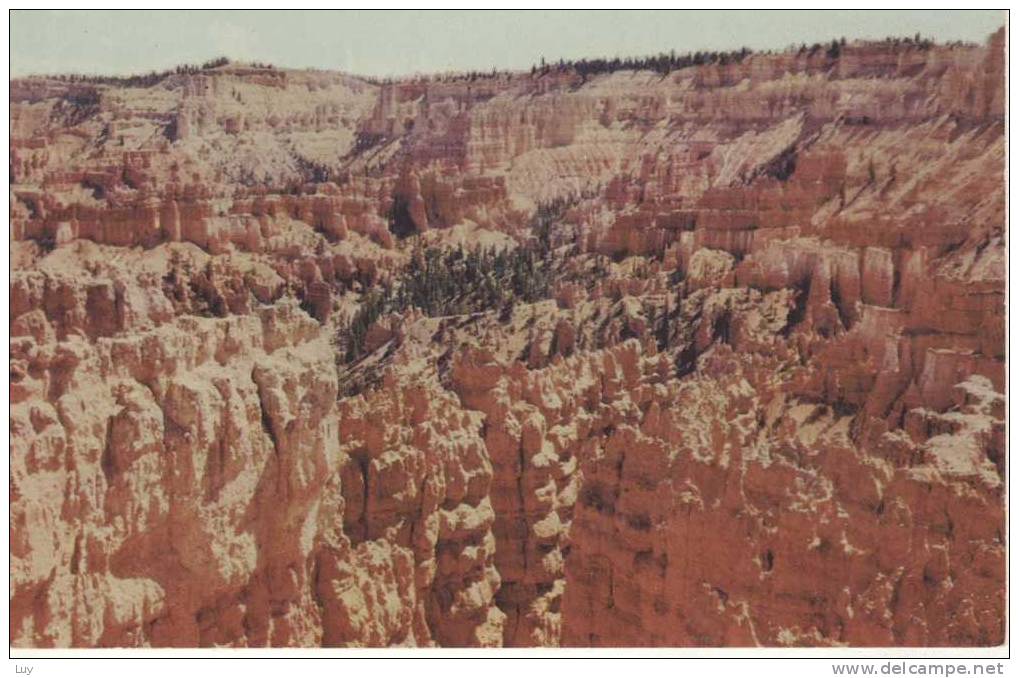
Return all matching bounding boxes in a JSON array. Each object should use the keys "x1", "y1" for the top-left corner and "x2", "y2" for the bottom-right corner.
[{"x1": 10, "y1": 31, "x2": 1005, "y2": 648}]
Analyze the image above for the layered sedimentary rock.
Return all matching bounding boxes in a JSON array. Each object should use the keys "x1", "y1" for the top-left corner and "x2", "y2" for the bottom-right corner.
[{"x1": 10, "y1": 31, "x2": 1006, "y2": 648}]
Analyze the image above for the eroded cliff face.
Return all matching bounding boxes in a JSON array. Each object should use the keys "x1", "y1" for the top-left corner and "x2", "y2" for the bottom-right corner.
[{"x1": 10, "y1": 32, "x2": 1006, "y2": 647}]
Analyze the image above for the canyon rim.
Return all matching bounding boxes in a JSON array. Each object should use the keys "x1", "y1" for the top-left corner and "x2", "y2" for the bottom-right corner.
[{"x1": 9, "y1": 15, "x2": 1007, "y2": 649}]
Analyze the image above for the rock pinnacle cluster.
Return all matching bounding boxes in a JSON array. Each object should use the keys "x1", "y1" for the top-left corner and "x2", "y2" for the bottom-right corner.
[{"x1": 10, "y1": 30, "x2": 1005, "y2": 647}]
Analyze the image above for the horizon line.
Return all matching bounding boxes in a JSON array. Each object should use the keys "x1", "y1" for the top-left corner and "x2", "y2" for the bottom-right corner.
[{"x1": 8, "y1": 28, "x2": 1001, "y2": 84}]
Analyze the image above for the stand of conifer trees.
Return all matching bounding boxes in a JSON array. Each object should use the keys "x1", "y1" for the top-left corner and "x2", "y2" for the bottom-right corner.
[
  {"x1": 530, "y1": 47, "x2": 753, "y2": 79},
  {"x1": 44, "y1": 57, "x2": 231, "y2": 88},
  {"x1": 342, "y1": 241, "x2": 555, "y2": 362}
]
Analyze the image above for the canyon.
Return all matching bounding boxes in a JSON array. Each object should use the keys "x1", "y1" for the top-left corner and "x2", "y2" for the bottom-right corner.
[{"x1": 9, "y1": 31, "x2": 1006, "y2": 648}]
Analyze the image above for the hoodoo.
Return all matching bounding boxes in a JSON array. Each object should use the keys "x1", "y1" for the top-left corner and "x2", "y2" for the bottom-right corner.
[{"x1": 10, "y1": 29, "x2": 1005, "y2": 648}]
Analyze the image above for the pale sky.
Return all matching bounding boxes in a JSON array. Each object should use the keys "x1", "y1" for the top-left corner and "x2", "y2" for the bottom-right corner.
[{"x1": 10, "y1": 10, "x2": 1007, "y2": 79}]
